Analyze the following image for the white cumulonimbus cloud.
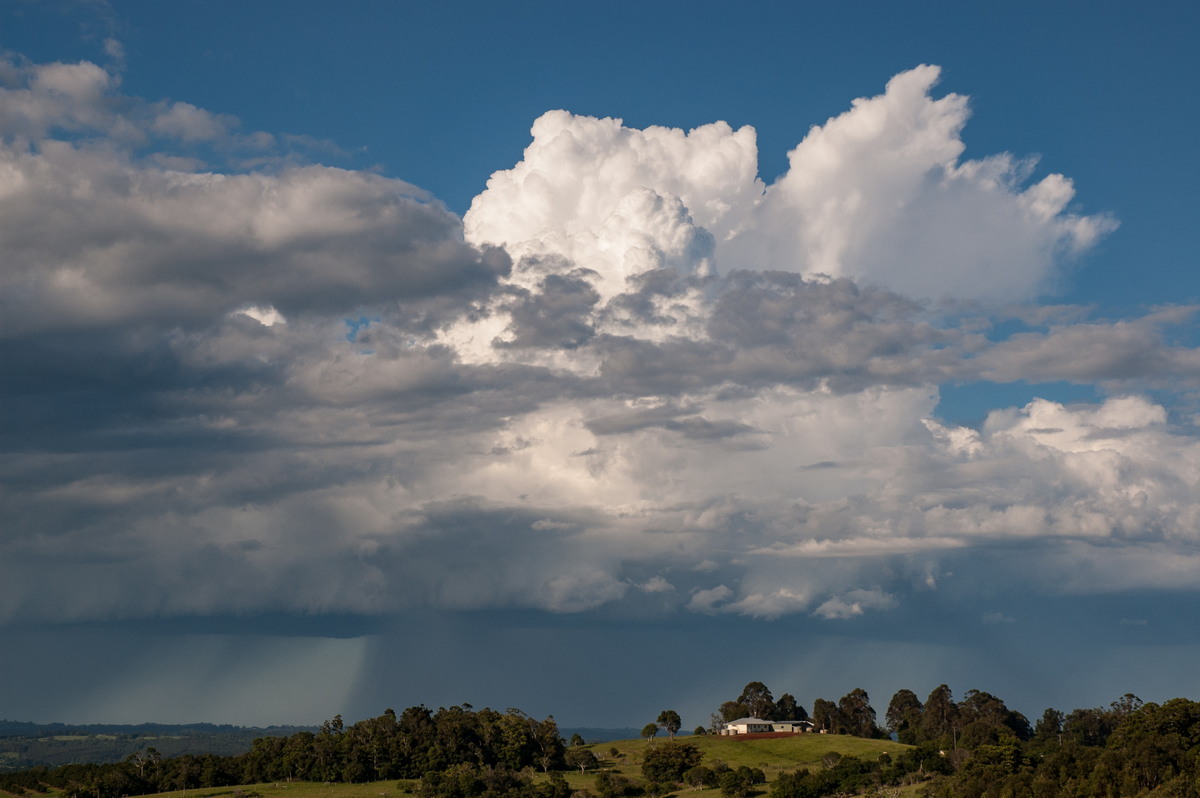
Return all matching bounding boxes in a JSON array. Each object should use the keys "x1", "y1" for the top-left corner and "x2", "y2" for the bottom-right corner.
[
  {"x1": 466, "y1": 64, "x2": 1116, "y2": 307},
  {"x1": 7, "y1": 52, "x2": 1200, "y2": 633}
]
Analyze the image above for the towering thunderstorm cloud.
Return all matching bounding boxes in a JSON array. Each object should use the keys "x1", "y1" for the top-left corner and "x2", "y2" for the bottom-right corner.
[{"x1": 5, "y1": 52, "x2": 1198, "y2": 642}]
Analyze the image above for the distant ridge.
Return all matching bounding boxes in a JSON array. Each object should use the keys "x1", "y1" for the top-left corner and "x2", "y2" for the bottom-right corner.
[
  {"x1": 0, "y1": 720, "x2": 314, "y2": 737},
  {"x1": 0, "y1": 721, "x2": 318, "y2": 771},
  {"x1": 559, "y1": 727, "x2": 646, "y2": 743}
]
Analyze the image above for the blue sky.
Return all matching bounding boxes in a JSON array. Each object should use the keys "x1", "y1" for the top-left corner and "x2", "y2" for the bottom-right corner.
[{"x1": 2, "y1": 0, "x2": 1200, "y2": 731}]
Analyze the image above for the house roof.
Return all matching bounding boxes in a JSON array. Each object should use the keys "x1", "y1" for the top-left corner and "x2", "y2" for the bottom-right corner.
[{"x1": 726, "y1": 717, "x2": 813, "y2": 726}]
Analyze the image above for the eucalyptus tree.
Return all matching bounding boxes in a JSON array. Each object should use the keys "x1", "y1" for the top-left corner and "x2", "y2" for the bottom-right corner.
[{"x1": 656, "y1": 710, "x2": 682, "y2": 738}]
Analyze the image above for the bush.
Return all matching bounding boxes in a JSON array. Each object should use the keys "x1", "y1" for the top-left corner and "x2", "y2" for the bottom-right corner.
[
  {"x1": 641, "y1": 743, "x2": 703, "y2": 784},
  {"x1": 683, "y1": 765, "x2": 716, "y2": 788}
]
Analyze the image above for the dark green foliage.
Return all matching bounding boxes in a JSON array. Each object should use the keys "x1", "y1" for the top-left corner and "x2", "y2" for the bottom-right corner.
[
  {"x1": 1062, "y1": 705, "x2": 1119, "y2": 747},
  {"x1": 737, "y1": 682, "x2": 777, "y2": 720},
  {"x1": 640, "y1": 742, "x2": 702, "y2": 784},
  {"x1": 417, "y1": 763, "x2": 547, "y2": 798},
  {"x1": 769, "y1": 755, "x2": 876, "y2": 798},
  {"x1": 683, "y1": 765, "x2": 716, "y2": 788},
  {"x1": 640, "y1": 723, "x2": 659, "y2": 740},
  {"x1": 837, "y1": 688, "x2": 879, "y2": 738},
  {"x1": 774, "y1": 694, "x2": 807, "y2": 722},
  {"x1": 594, "y1": 769, "x2": 640, "y2": 798},
  {"x1": 885, "y1": 689, "x2": 923, "y2": 744},
  {"x1": 642, "y1": 782, "x2": 672, "y2": 798},
  {"x1": 924, "y1": 695, "x2": 1200, "y2": 798},
  {"x1": 718, "y1": 766, "x2": 764, "y2": 798},
  {"x1": 0, "y1": 706, "x2": 564, "y2": 798},
  {"x1": 719, "y1": 701, "x2": 750, "y2": 722},
  {"x1": 655, "y1": 711, "x2": 682, "y2": 739},
  {"x1": 957, "y1": 689, "x2": 1032, "y2": 744},
  {"x1": 925, "y1": 743, "x2": 1033, "y2": 798},
  {"x1": 1032, "y1": 708, "x2": 1064, "y2": 746},
  {"x1": 810, "y1": 699, "x2": 838, "y2": 733},
  {"x1": 565, "y1": 747, "x2": 598, "y2": 773},
  {"x1": 920, "y1": 684, "x2": 959, "y2": 746},
  {"x1": 1094, "y1": 697, "x2": 1200, "y2": 795}
]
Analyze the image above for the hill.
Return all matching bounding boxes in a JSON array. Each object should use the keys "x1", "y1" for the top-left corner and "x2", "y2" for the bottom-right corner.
[
  {"x1": 0, "y1": 723, "x2": 315, "y2": 772},
  {"x1": 599, "y1": 732, "x2": 908, "y2": 779},
  {"x1": 1, "y1": 733, "x2": 914, "y2": 798}
]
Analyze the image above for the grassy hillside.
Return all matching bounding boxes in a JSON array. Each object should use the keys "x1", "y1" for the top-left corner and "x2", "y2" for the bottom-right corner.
[
  {"x1": 566, "y1": 733, "x2": 911, "y2": 795},
  {"x1": 0, "y1": 734, "x2": 915, "y2": 798}
]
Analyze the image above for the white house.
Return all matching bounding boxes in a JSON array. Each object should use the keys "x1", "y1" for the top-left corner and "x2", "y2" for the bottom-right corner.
[{"x1": 720, "y1": 717, "x2": 814, "y2": 735}]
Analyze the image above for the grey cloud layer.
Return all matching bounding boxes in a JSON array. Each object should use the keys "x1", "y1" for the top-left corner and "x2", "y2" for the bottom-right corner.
[{"x1": 4, "y1": 55, "x2": 1199, "y2": 629}]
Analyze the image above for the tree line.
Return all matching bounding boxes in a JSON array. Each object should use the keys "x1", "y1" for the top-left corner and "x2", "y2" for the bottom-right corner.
[
  {"x1": 762, "y1": 686, "x2": 1200, "y2": 798},
  {"x1": 7, "y1": 685, "x2": 1200, "y2": 798},
  {"x1": 0, "y1": 705, "x2": 565, "y2": 798},
  {"x1": 711, "y1": 680, "x2": 882, "y2": 738},
  {"x1": 687, "y1": 681, "x2": 1200, "y2": 796}
]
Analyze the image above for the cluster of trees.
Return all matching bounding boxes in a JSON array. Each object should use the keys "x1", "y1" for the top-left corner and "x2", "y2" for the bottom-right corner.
[
  {"x1": 715, "y1": 681, "x2": 810, "y2": 726},
  {"x1": 639, "y1": 711, "x2": 683, "y2": 742},
  {"x1": 768, "y1": 688, "x2": 1200, "y2": 798},
  {"x1": 637, "y1": 743, "x2": 764, "y2": 798},
  {"x1": 714, "y1": 681, "x2": 881, "y2": 738},
  {"x1": 770, "y1": 747, "x2": 951, "y2": 798},
  {"x1": 921, "y1": 693, "x2": 1200, "y2": 797},
  {"x1": 712, "y1": 680, "x2": 1030, "y2": 743},
  {"x1": 883, "y1": 684, "x2": 1031, "y2": 748},
  {"x1": 0, "y1": 706, "x2": 564, "y2": 798}
]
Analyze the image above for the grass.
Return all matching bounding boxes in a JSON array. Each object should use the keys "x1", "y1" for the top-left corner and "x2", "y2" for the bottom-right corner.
[
  {"x1": 593, "y1": 732, "x2": 908, "y2": 772},
  {"x1": 559, "y1": 732, "x2": 912, "y2": 796}
]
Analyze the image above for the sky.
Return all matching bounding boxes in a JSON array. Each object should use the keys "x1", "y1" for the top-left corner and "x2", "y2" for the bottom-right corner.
[{"x1": 2, "y1": 0, "x2": 1200, "y2": 732}]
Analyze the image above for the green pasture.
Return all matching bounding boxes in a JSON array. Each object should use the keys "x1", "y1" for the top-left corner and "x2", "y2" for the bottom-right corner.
[
  {"x1": 561, "y1": 733, "x2": 910, "y2": 795},
  {"x1": 592, "y1": 732, "x2": 907, "y2": 775}
]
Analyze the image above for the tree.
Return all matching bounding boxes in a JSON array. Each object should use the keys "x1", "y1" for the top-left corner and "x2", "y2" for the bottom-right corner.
[
  {"x1": 684, "y1": 765, "x2": 717, "y2": 788},
  {"x1": 595, "y1": 770, "x2": 636, "y2": 798},
  {"x1": 127, "y1": 748, "x2": 161, "y2": 781},
  {"x1": 569, "y1": 733, "x2": 585, "y2": 747},
  {"x1": 738, "y1": 681, "x2": 777, "y2": 719},
  {"x1": 838, "y1": 688, "x2": 878, "y2": 738},
  {"x1": 812, "y1": 699, "x2": 839, "y2": 733},
  {"x1": 564, "y1": 747, "x2": 598, "y2": 773},
  {"x1": 693, "y1": 726, "x2": 707, "y2": 736},
  {"x1": 957, "y1": 689, "x2": 1031, "y2": 744},
  {"x1": 1110, "y1": 693, "x2": 1144, "y2": 718},
  {"x1": 774, "y1": 693, "x2": 807, "y2": 722},
  {"x1": 920, "y1": 684, "x2": 958, "y2": 745},
  {"x1": 527, "y1": 715, "x2": 565, "y2": 773},
  {"x1": 641, "y1": 742, "x2": 703, "y2": 784},
  {"x1": 1062, "y1": 706, "x2": 1116, "y2": 747},
  {"x1": 656, "y1": 710, "x2": 682, "y2": 739},
  {"x1": 641, "y1": 723, "x2": 659, "y2": 741},
  {"x1": 718, "y1": 701, "x2": 749, "y2": 722},
  {"x1": 885, "y1": 689, "x2": 923, "y2": 744},
  {"x1": 719, "y1": 766, "x2": 763, "y2": 798},
  {"x1": 1033, "y1": 707, "x2": 1064, "y2": 745}
]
